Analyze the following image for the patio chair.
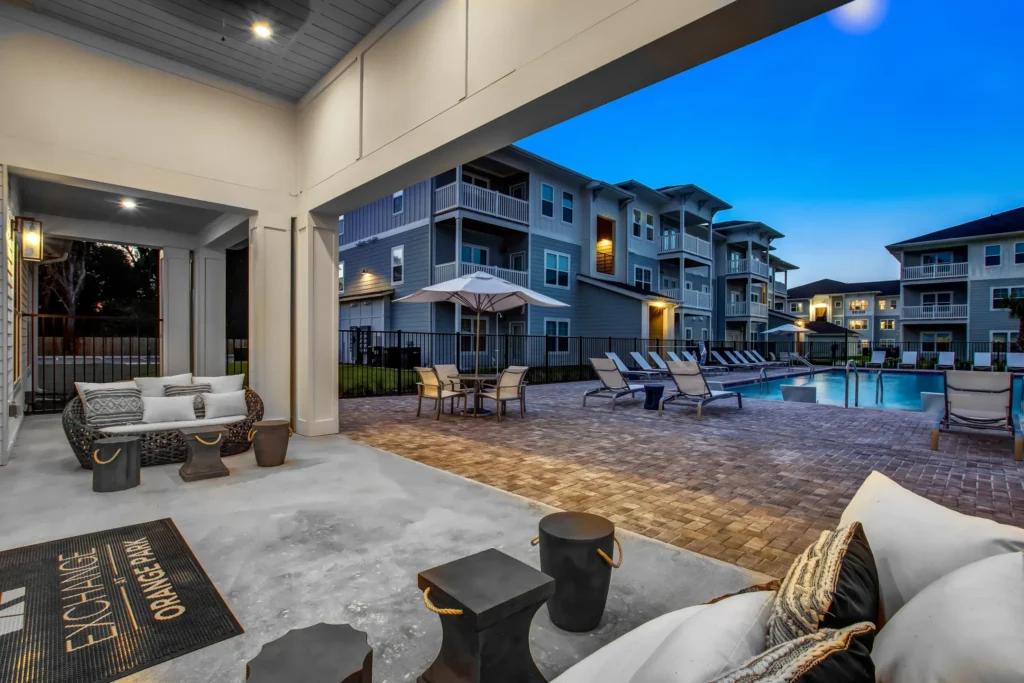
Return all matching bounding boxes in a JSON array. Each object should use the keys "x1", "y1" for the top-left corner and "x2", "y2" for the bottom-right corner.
[
  {"x1": 930, "y1": 370, "x2": 1023, "y2": 460},
  {"x1": 936, "y1": 352, "x2": 956, "y2": 370},
  {"x1": 726, "y1": 350, "x2": 761, "y2": 368},
  {"x1": 898, "y1": 351, "x2": 918, "y2": 369},
  {"x1": 605, "y1": 352, "x2": 660, "y2": 381},
  {"x1": 973, "y1": 352, "x2": 994, "y2": 371},
  {"x1": 630, "y1": 351, "x2": 668, "y2": 377},
  {"x1": 477, "y1": 366, "x2": 528, "y2": 421},
  {"x1": 584, "y1": 358, "x2": 645, "y2": 410},
  {"x1": 865, "y1": 350, "x2": 888, "y2": 369},
  {"x1": 1006, "y1": 353, "x2": 1024, "y2": 373},
  {"x1": 415, "y1": 367, "x2": 469, "y2": 420},
  {"x1": 710, "y1": 350, "x2": 740, "y2": 370},
  {"x1": 658, "y1": 360, "x2": 742, "y2": 420},
  {"x1": 670, "y1": 350, "x2": 727, "y2": 374},
  {"x1": 435, "y1": 363, "x2": 473, "y2": 414},
  {"x1": 648, "y1": 351, "x2": 671, "y2": 372}
]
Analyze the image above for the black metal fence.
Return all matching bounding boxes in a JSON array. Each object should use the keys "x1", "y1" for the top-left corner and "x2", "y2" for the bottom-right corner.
[{"x1": 227, "y1": 338, "x2": 248, "y2": 379}]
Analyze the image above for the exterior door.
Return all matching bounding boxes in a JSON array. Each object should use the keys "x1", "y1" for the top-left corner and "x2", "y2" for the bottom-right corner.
[{"x1": 508, "y1": 322, "x2": 526, "y2": 365}]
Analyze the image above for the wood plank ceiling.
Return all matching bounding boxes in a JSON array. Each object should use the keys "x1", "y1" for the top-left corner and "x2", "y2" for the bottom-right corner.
[{"x1": 19, "y1": 0, "x2": 397, "y2": 101}]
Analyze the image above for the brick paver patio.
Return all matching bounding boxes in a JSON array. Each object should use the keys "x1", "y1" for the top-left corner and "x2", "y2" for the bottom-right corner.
[{"x1": 339, "y1": 381, "x2": 1024, "y2": 577}]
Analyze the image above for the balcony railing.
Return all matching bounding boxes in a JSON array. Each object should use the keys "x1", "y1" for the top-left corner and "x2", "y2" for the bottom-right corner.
[
  {"x1": 682, "y1": 290, "x2": 713, "y2": 310},
  {"x1": 660, "y1": 288, "x2": 680, "y2": 301},
  {"x1": 596, "y1": 252, "x2": 614, "y2": 275},
  {"x1": 772, "y1": 281, "x2": 787, "y2": 296},
  {"x1": 434, "y1": 261, "x2": 529, "y2": 288},
  {"x1": 901, "y1": 262, "x2": 968, "y2": 280},
  {"x1": 725, "y1": 259, "x2": 771, "y2": 278},
  {"x1": 901, "y1": 304, "x2": 969, "y2": 320},
  {"x1": 726, "y1": 301, "x2": 768, "y2": 318},
  {"x1": 434, "y1": 182, "x2": 529, "y2": 224},
  {"x1": 659, "y1": 232, "x2": 712, "y2": 259}
]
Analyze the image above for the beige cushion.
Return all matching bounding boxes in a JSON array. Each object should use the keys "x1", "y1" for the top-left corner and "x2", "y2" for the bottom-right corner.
[
  {"x1": 202, "y1": 390, "x2": 247, "y2": 419},
  {"x1": 839, "y1": 471, "x2": 1024, "y2": 621},
  {"x1": 101, "y1": 414, "x2": 246, "y2": 434},
  {"x1": 134, "y1": 373, "x2": 192, "y2": 398},
  {"x1": 142, "y1": 395, "x2": 195, "y2": 423},
  {"x1": 192, "y1": 374, "x2": 245, "y2": 394},
  {"x1": 872, "y1": 553, "x2": 1024, "y2": 682}
]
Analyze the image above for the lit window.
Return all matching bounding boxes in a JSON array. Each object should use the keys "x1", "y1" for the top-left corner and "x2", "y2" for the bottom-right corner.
[
  {"x1": 880, "y1": 319, "x2": 895, "y2": 330},
  {"x1": 544, "y1": 250, "x2": 570, "y2": 289},
  {"x1": 562, "y1": 191, "x2": 574, "y2": 223},
  {"x1": 985, "y1": 244, "x2": 1001, "y2": 267},
  {"x1": 541, "y1": 184, "x2": 554, "y2": 218},
  {"x1": 338, "y1": 262, "x2": 344, "y2": 293},
  {"x1": 632, "y1": 209, "x2": 642, "y2": 238},
  {"x1": 878, "y1": 299, "x2": 886, "y2": 310},
  {"x1": 545, "y1": 318, "x2": 570, "y2": 352},
  {"x1": 392, "y1": 190, "x2": 404, "y2": 215},
  {"x1": 634, "y1": 266, "x2": 652, "y2": 292},
  {"x1": 645, "y1": 214, "x2": 655, "y2": 241},
  {"x1": 889, "y1": 299, "x2": 898, "y2": 310},
  {"x1": 834, "y1": 300, "x2": 842, "y2": 309},
  {"x1": 849, "y1": 319, "x2": 868, "y2": 330},
  {"x1": 391, "y1": 245, "x2": 404, "y2": 284}
]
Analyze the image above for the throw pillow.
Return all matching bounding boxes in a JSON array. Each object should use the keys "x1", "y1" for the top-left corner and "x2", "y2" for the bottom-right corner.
[
  {"x1": 141, "y1": 395, "x2": 196, "y2": 424},
  {"x1": 192, "y1": 374, "x2": 245, "y2": 394},
  {"x1": 202, "y1": 389, "x2": 247, "y2": 419},
  {"x1": 165, "y1": 383, "x2": 212, "y2": 419},
  {"x1": 134, "y1": 373, "x2": 192, "y2": 398},
  {"x1": 840, "y1": 471, "x2": 1024, "y2": 621},
  {"x1": 710, "y1": 622, "x2": 875, "y2": 683},
  {"x1": 767, "y1": 522, "x2": 879, "y2": 647},
  {"x1": 81, "y1": 386, "x2": 143, "y2": 428},
  {"x1": 629, "y1": 590, "x2": 775, "y2": 683},
  {"x1": 872, "y1": 552, "x2": 1024, "y2": 682},
  {"x1": 74, "y1": 380, "x2": 136, "y2": 405}
]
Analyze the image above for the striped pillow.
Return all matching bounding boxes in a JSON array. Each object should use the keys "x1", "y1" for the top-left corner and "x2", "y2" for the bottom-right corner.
[
  {"x1": 82, "y1": 386, "x2": 143, "y2": 428},
  {"x1": 165, "y1": 383, "x2": 212, "y2": 419}
]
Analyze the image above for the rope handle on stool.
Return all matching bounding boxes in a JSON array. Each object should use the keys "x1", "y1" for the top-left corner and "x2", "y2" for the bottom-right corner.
[
  {"x1": 195, "y1": 434, "x2": 223, "y2": 446},
  {"x1": 92, "y1": 448, "x2": 121, "y2": 465},
  {"x1": 247, "y1": 428, "x2": 256, "y2": 442},
  {"x1": 423, "y1": 587, "x2": 463, "y2": 615},
  {"x1": 597, "y1": 537, "x2": 624, "y2": 568},
  {"x1": 530, "y1": 536, "x2": 539, "y2": 546}
]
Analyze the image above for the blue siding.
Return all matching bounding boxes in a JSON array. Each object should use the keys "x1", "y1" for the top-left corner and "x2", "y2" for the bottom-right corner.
[
  {"x1": 528, "y1": 235, "x2": 581, "y2": 335},
  {"x1": 970, "y1": 277, "x2": 1024, "y2": 341},
  {"x1": 576, "y1": 284, "x2": 642, "y2": 338},
  {"x1": 340, "y1": 180, "x2": 431, "y2": 246},
  {"x1": 626, "y1": 252, "x2": 658, "y2": 289}
]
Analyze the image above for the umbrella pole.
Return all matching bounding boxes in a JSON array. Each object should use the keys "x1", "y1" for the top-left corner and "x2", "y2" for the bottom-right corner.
[{"x1": 474, "y1": 308, "x2": 481, "y2": 417}]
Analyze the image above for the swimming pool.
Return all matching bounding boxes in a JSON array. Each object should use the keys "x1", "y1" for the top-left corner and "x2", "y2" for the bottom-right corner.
[{"x1": 733, "y1": 370, "x2": 1024, "y2": 413}]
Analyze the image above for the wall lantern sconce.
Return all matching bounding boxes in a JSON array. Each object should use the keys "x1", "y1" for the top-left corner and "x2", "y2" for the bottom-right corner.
[{"x1": 16, "y1": 217, "x2": 43, "y2": 262}]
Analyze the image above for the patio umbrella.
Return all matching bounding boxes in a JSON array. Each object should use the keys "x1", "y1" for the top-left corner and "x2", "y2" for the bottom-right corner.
[
  {"x1": 761, "y1": 324, "x2": 815, "y2": 335},
  {"x1": 395, "y1": 271, "x2": 569, "y2": 378}
]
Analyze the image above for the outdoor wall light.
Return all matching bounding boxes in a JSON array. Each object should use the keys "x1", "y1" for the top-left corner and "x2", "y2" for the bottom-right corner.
[
  {"x1": 120, "y1": 198, "x2": 137, "y2": 209},
  {"x1": 252, "y1": 21, "x2": 273, "y2": 38},
  {"x1": 16, "y1": 217, "x2": 43, "y2": 262},
  {"x1": 361, "y1": 269, "x2": 371, "y2": 275}
]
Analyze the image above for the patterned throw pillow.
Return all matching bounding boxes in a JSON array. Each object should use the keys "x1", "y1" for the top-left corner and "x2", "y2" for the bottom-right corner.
[
  {"x1": 165, "y1": 383, "x2": 212, "y2": 419},
  {"x1": 767, "y1": 522, "x2": 879, "y2": 648},
  {"x1": 710, "y1": 622, "x2": 876, "y2": 683},
  {"x1": 82, "y1": 386, "x2": 143, "y2": 428}
]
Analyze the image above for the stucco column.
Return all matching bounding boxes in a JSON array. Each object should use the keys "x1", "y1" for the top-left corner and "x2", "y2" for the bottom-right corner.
[
  {"x1": 248, "y1": 213, "x2": 292, "y2": 423},
  {"x1": 159, "y1": 247, "x2": 192, "y2": 376},
  {"x1": 193, "y1": 247, "x2": 226, "y2": 377},
  {"x1": 293, "y1": 213, "x2": 340, "y2": 437}
]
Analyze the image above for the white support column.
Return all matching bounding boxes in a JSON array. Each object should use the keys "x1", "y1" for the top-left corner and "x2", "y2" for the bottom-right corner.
[
  {"x1": 159, "y1": 247, "x2": 192, "y2": 376},
  {"x1": 194, "y1": 247, "x2": 226, "y2": 377},
  {"x1": 249, "y1": 214, "x2": 292, "y2": 422},
  {"x1": 294, "y1": 213, "x2": 340, "y2": 437}
]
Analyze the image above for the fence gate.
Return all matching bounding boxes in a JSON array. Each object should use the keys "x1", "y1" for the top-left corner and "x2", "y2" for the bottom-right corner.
[{"x1": 25, "y1": 314, "x2": 162, "y2": 414}]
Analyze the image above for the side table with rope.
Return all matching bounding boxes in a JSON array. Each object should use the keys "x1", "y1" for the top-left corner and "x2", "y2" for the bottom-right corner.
[
  {"x1": 92, "y1": 436, "x2": 141, "y2": 492},
  {"x1": 178, "y1": 426, "x2": 230, "y2": 482}
]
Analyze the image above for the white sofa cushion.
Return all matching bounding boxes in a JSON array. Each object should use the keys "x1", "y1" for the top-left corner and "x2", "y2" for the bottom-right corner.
[
  {"x1": 629, "y1": 591, "x2": 774, "y2": 683},
  {"x1": 202, "y1": 390, "x2": 247, "y2": 419},
  {"x1": 551, "y1": 605, "x2": 709, "y2": 683},
  {"x1": 134, "y1": 373, "x2": 192, "y2": 398},
  {"x1": 192, "y1": 374, "x2": 245, "y2": 394},
  {"x1": 101, "y1": 415, "x2": 247, "y2": 435},
  {"x1": 141, "y1": 395, "x2": 195, "y2": 423},
  {"x1": 872, "y1": 553, "x2": 1024, "y2": 682},
  {"x1": 839, "y1": 471, "x2": 1024, "y2": 621}
]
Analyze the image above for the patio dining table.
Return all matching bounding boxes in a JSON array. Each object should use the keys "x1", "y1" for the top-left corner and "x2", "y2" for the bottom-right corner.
[{"x1": 455, "y1": 374, "x2": 500, "y2": 416}]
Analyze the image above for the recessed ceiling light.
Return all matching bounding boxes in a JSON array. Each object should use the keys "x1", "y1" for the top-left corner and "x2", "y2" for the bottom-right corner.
[
  {"x1": 252, "y1": 21, "x2": 272, "y2": 38},
  {"x1": 120, "y1": 199, "x2": 137, "y2": 209}
]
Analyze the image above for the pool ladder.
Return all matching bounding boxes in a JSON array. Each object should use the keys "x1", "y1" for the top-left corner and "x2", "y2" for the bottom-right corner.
[{"x1": 845, "y1": 361, "x2": 885, "y2": 408}]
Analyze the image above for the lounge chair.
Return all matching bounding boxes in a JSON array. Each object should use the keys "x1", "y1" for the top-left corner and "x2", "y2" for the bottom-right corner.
[
  {"x1": 898, "y1": 351, "x2": 918, "y2": 369},
  {"x1": 584, "y1": 358, "x2": 646, "y2": 409},
  {"x1": 673, "y1": 350, "x2": 727, "y2": 374},
  {"x1": 726, "y1": 350, "x2": 762, "y2": 368},
  {"x1": 747, "y1": 350, "x2": 784, "y2": 369},
  {"x1": 936, "y1": 352, "x2": 956, "y2": 370},
  {"x1": 1006, "y1": 353, "x2": 1024, "y2": 373},
  {"x1": 710, "y1": 350, "x2": 740, "y2": 370},
  {"x1": 630, "y1": 351, "x2": 668, "y2": 377},
  {"x1": 605, "y1": 352, "x2": 660, "y2": 381},
  {"x1": 649, "y1": 351, "x2": 670, "y2": 372},
  {"x1": 973, "y1": 352, "x2": 993, "y2": 371},
  {"x1": 865, "y1": 351, "x2": 888, "y2": 369},
  {"x1": 477, "y1": 366, "x2": 528, "y2": 421},
  {"x1": 415, "y1": 367, "x2": 469, "y2": 420},
  {"x1": 930, "y1": 370, "x2": 1022, "y2": 460},
  {"x1": 658, "y1": 360, "x2": 742, "y2": 420}
]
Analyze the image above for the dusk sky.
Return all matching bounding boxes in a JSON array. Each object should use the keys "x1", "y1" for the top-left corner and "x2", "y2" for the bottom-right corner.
[{"x1": 517, "y1": 0, "x2": 1024, "y2": 287}]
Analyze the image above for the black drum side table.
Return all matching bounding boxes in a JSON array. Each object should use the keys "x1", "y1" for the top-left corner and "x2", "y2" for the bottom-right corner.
[
  {"x1": 92, "y1": 436, "x2": 141, "y2": 493},
  {"x1": 534, "y1": 512, "x2": 621, "y2": 632},
  {"x1": 178, "y1": 425, "x2": 230, "y2": 482},
  {"x1": 246, "y1": 622, "x2": 372, "y2": 683},
  {"x1": 417, "y1": 548, "x2": 555, "y2": 683},
  {"x1": 250, "y1": 419, "x2": 291, "y2": 467},
  {"x1": 643, "y1": 384, "x2": 665, "y2": 411}
]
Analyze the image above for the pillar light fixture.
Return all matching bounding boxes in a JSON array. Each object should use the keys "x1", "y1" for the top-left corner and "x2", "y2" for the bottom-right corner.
[{"x1": 16, "y1": 217, "x2": 43, "y2": 262}]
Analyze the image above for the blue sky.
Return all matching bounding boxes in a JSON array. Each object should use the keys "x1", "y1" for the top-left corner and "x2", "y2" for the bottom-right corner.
[{"x1": 517, "y1": 0, "x2": 1024, "y2": 287}]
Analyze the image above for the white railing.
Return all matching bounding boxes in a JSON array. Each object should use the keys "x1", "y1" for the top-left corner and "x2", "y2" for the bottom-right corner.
[
  {"x1": 434, "y1": 261, "x2": 529, "y2": 288},
  {"x1": 660, "y1": 232, "x2": 711, "y2": 259},
  {"x1": 660, "y1": 288, "x2": 680, "y2": 300},
  {"x1": 901, "y1": 262, "x2": 968, "y2": 280},
  {"x1": 434, "y1": 182, "x2": 530, "y2": 224},
  {"x1": 725, "y1": 259, "x2": 769, "y2": 277},
  {"x1": 773, "y1": 281, "x2": 787, "y2": 296},
  {"x1": 682, "y1": 290, "x2": 713, "y2": 310},
  {"x1": 750, "y1": 259, "x2": 770, "y2": 277},
  {"x1": 901, "y1": 304, "x2": 969, "y2": 320},
  {"x1": 726, "y1": 301, "x2": 769, "y2": 317}
]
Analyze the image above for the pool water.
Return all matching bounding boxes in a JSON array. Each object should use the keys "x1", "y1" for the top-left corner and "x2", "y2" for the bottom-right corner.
[{"x1": 734, "y1": 370, "x2": 1024, "y2": 413}]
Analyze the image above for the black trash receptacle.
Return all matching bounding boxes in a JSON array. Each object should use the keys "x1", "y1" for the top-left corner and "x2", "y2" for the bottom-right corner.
[
  {"x1": 92, "y1": 436, "x2": 141, "y2": 493},
  {"x1": 643, "y1": 384, "x2": 665, "y2": 410},
  {"x1": 536, "y1": 511, "x2": 619, "y2": 632}
]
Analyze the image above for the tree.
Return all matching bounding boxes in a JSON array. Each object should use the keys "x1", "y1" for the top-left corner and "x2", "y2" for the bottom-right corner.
[
  {"x1": 998, "y1": 294, "x2": 1024, "y2": 352},
  {"x1": 39, "y1": 241, "x2": 90, "y2": 352}
]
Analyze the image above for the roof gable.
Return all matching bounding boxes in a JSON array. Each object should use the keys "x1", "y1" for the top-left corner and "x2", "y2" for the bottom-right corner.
[{"x1": 888, "y1": 206, "x2": 1024, "y2": 248}]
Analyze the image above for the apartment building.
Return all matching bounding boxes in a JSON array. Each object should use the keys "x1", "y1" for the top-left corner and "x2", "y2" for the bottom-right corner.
[
  {"x1": 338, "y1": 145, "x2": 799, "y2": 343},
  {"x1": 885, "y1": 206, "x2": 1024, "y2": 350},
  {"x1": 786, "y1": 279, "x2": 901, "y2": 349}
]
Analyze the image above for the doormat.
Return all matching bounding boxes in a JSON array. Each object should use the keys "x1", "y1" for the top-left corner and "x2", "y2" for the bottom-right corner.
[{"x1": 0, "y1": 519, "x2": 242, "y2": 683}]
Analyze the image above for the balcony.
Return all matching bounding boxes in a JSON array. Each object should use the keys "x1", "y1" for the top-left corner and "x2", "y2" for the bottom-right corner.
[
  {"x1": 660, "y1": 232, "x2": 712, "y2": 259},
  {"x1": 682, "y1": 289, "x2": 713, "y2": 310},
  {"x1": 435, "y1": 182, "x2": 529, "y2": 225},
  {"x1": 725, "y1": 259, "x2": 771, "y2": 278},
  {"x1": 726, "y1": 301, "x2": 768, "y2": 318},
  {"x1": 772, "y1": 281, "x2": 787, "y2": 296},
  {"x1": 901, "y1": 305, "x2": 969, "y2": 320},
  {"x1": 434, "y1": 261, "x2": 529, "y2": 288},
  {"x1": 901, "y1": 262, "x2": 968, "y2": 281}
]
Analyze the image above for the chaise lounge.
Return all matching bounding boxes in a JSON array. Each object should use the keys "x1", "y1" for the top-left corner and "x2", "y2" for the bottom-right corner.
[{"x1": 658, "y1": 360, "x2": 742, "y2": 420}]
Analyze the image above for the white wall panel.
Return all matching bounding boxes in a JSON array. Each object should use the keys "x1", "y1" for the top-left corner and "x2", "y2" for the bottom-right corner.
[{"x1": 300, "y1": 62, "x2": 361, "y2": 191}]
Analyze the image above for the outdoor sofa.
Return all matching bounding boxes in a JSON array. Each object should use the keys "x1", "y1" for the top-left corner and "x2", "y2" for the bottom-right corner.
[{"x1": 63, "y1": 373, "x2": 263, "y2": 468}]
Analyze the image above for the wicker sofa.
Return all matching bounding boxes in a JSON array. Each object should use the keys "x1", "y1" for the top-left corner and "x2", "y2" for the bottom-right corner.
[{"x1": 63, "y1": 387, "x2": 264, "y2": 468}]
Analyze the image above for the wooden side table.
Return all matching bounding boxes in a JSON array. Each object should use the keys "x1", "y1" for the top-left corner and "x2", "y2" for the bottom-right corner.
[
  {"x1": 246, "y1": 623, "x2": 372, "y2": 683},
  {"x1": 250, "y1": 419, "x2": 291, "y2": 467},
  {"x1": 92, "y1": 436, "x2": 141, "y2": 493},
  {"x1": 417, "y1": 548, "x2": 554, "y2": 683},
  {"x1": 178, "y1": 426, "x2": 230, "y2": 482}
]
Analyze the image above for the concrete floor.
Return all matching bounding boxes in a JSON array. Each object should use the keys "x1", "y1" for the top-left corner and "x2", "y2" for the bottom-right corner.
[{"x1": 0, "y1": 415, "x2": 764, "y2": 683}]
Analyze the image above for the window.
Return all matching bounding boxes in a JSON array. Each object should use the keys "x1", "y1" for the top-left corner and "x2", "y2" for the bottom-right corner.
[
  {"x1": 701, "y1": 284, "x2": 709, "y2": 293},
  {"x1": 645, "y1": 213, "x2": 655, "y2": 241},
  {"x1": 991, "y1": 331, "x2": 1020, "y2": 349},
  {"x1": 985, "y1": 244, "x2": 1001, "y2": 267},
  {"x1": 463, "y1": 171, "x2": 489, "y2": 188},
  {"x1": 923, "y1": 292, "x2": 952, "y2": 310},
  {"x1": 541, "y1": 184, "x2": 554, "y2": 218},
  {"x1": 1016, "y1": 243, "x2": 1024, "y2": 265},
  {"x1": 790, "y1": 302, "x2": 803, "y2": 313},
  {"x1": 880, "y1": 319, "x2": 895, "y2": 330},
  {"x1": 392, "y1": 190, "x2": 404, "y2": 215},
  {"x1": 391, "y1": 245, "x2": 404, "y2": 284},
  {"x1": 991, "y1": 286, "x2": 1024, "y2": 309},
  {"x1": 921, "y1": 331, "x2": 952, "y2": 353},
  {"x1": 878, "y1": 299, "x2": 886, "y2": 311},
  {"x1": 923, "y1": 252, "x2": 953, "y2": 265},
  {"x1": 849, "y1": 300, "x2": 868, "y2": 311},
  {"x1": 544, "y1": 250, "x2": 570, "y2": 289},
  {"x1": 509, "y1": 251, "x2": 526, "y2": 271},
  {"x1": 632, "y1": 209, "x2": 642, "y2": 238},
  {"x1": 702, "y1": 328, "x2": 709, "y2": 341},
  {"x1": 879, "y1": 339, "x2": 895, "y2": 349},
  {"x1": 338, "y1": 214, "x2": 345, "y2": 235},
  {"x1": 834, "y1": 300, "x2": 842, "y2": 309},
  {"x1": 889, "y1": 299, "x2": 898, "y2": 310},
  {"x1": 634, "y1": 266, "x2": 652, "y2": 292},
  {"x1": 849, "y1": 319, "x2": 868, "y2": 330},
  {"x1": 834, "y1": 318, "x2": 843, "y2": 327},
  {"x1": 684, "y1": 327, "x2": 693, "y2": 340},
  {"x1": 666, "y1": 277, "x2": 680, "y2": 290},
  {"x1": 461, "y1": 244, "x2": 488, "y2": 265},
  {"x1": 562, "y1": 191, "x2": 574, "y2": 223},
  {"x1": 460, "y1": 317, "x2": 487, "y2": 352},
  {"x1": 338, "y1": 262, "x2": 345, "y2": 293},
  {"x1": 545, "y1": 318, "x2": 570, "y2": 352}
]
